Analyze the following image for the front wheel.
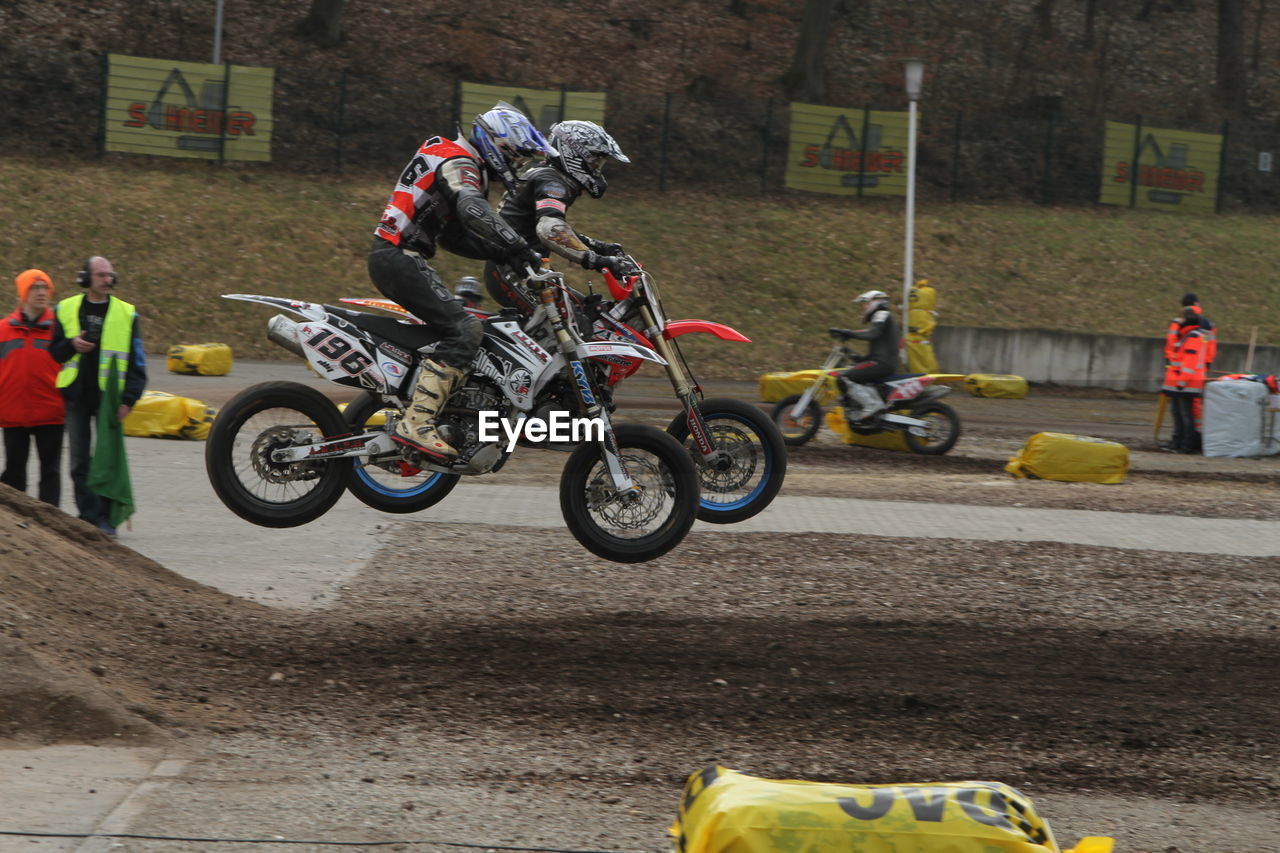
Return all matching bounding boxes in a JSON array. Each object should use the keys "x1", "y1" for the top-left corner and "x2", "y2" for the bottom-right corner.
[
  {"x1": 560, "y1": 424, "x2": 699, "y2": 564},
  {"x1": 205, "y1": 381, "x2": 349, "y2": 527},
  {"x1": 903, "y1": 401, "x2": 961, "y2": 455},
  {"x1": 342, "y1": 391, "x2": 461, "y2": 513},
  {"x1": 770, "y1": 394, "x2": 822, "y2": 446},
  {"x1": 666, "y1": 397, "x2": 787, "y2": 524}
]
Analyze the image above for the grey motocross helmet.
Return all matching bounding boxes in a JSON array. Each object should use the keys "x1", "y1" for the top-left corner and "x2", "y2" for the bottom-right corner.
[
  {"x1": 455, "y1": 276, "x2": 484, "y2": 303},
  {"x1": 855, "y1": 289, "x2": 890, "y2": 321},
  {"x1": 548, "y1": 120, "x2": 630, "y2": 199}
]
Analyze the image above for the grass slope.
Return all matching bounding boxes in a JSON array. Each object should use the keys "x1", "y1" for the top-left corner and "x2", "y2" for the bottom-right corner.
[{"x1": 1, "y1": 155, "x2": 1274, "y2": 379}]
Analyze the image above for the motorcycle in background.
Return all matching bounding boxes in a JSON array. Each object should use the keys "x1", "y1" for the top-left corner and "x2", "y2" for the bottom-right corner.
[{"x1": 770, "y1": 336, "x2": 961, "y2": 455}]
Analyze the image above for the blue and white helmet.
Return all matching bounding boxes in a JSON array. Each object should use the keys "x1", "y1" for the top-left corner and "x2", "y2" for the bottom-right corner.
[
  {"x1": 471, "y1": 102, "x2": 557, "y2": 192},
  {"x1": 548, "y1": 120, "x2": 630, "y2": 199}
]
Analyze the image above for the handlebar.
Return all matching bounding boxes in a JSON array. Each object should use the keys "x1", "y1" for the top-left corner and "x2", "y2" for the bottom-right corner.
[{"x1": 523, "y1": 264, "x2": 562, "y2": 283}]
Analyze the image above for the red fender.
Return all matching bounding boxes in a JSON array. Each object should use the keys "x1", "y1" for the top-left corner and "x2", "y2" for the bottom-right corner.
[{"x1": 663, "y1": 319, "x2": 751, "y2": 343}]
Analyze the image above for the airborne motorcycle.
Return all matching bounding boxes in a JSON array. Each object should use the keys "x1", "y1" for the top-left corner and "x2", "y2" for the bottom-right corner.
[
  {"x1": 770, "y1": 337, "x2": 961, "y2": 455},
  {"x1": 204, "y1": 266, "x2": 700, "y2": 564},
  {"x1": 342, "y1": 258, "x2": 787, "y2": 524}
]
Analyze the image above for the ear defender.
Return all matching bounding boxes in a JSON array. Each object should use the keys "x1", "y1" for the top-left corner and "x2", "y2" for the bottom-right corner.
[{"x1": 75, "y1": 258, "x2": 116, "y2": 287}]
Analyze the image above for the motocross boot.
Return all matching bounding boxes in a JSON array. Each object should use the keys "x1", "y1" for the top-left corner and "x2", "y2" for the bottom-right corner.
[
  {"x1": 843, "y1": 382, "x2": 886, "y2": 422},
  {"x1": 392, "y1": 359, "x2": 467, "y2": 462}
]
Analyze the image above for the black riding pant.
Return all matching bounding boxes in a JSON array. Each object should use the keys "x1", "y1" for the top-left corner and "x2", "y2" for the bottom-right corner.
[
  {"x1": 368, "y1": 238, "x2": 481, "y2": 370},
  {"x1": 840, "y1": 359, "x2": 894, "y2": 385},
  {"x1": 1166, "y1": 390, "x2": 1201, "y2": 452}
]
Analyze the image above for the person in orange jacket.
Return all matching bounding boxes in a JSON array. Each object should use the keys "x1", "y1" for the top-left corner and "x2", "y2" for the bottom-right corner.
[
  {"x1": 0, "y1": 270, "x2": 65, "y2": 504},
  {"x1": 1161, "y1": 306, "x2": 1210, "y2": 453},
  {"x1": 1165, "y1": 293, "x2": 1216, "y2": 438}
]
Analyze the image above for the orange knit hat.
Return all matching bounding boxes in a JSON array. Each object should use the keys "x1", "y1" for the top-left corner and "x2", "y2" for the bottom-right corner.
[{"x1": 15, "y1": 269, "x2": 55, "y2": 303}]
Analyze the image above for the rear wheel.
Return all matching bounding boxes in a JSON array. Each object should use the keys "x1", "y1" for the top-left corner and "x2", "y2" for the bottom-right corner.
[
  {"x1": 666, "y1": 397, "x2": 787, "y2": 524},
  {"x1": 205, "y1": 381, "x2": 348, "y2": 527},
  {"x1": 903, "y1": 401, "x2": 961, "y2": 455},
  {"x1": 342, "y1": 391, "x2": 460, "y2": 513},
  {"x1": 770, "y1": 394, "x2": 822, "y2": 446},
  {"x1": 560, "y1": 424, "x2": 698, "y2": 563}
]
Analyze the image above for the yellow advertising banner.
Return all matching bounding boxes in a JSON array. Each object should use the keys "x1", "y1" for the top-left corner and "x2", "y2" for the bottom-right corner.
[
  {"x1": 459, "y1": 82, "x2": 605, "y2": 130},
  {"x1": 785, "y1": 103, "x2": 912, "y2": 197},
  {"x1": 104, "y1": 54, "x2": 274, "y2": 161},
  {"x1": 1098, "y1": 120, "x2": 1221, "y2": 212}
]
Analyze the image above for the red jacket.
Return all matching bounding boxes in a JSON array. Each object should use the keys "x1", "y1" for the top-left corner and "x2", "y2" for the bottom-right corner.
[
  {"x1": 0, "y1": 306, "x2": 65, "y2": 427},
  {"x1": 1162, "y1": 324, "x2": 1209, "y2": 394}
]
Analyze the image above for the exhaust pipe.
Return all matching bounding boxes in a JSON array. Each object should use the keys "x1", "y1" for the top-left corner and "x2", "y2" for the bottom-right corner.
[{"x1": 266, "y1": 314, "x2": 305, "y2": 358}]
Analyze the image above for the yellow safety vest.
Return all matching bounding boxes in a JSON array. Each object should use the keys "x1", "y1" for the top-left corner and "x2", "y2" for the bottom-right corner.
[{"x1": 55, "y1": 294, "x2": 136, "y2": 391}]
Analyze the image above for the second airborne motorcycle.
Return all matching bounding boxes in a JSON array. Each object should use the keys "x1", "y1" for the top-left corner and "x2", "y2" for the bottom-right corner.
[
  {"x1": 204, "y1": 265, "x2": 700, "y2": 564},
  {"x1": 343, "y1": 257, "x2": 787, "y2": 524}
]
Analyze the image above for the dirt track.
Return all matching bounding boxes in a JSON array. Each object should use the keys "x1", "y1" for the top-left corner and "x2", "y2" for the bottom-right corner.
[{"x1": 1, "y1": 382, "x2": 1278, "y2": 852}]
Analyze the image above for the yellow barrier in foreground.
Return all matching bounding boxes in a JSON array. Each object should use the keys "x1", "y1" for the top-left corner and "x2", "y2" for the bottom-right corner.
[{"x1": 671, "y1": 766, "x2": 1113, "y2": 853}]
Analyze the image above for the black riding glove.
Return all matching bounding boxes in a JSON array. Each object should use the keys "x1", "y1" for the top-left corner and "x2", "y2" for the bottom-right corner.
[
  {"x1": 828, "y1": 327, "x2": 856, "y2": 340},
  {"x1": 514, "y1": 246, "x2": 546, "y2": 271},
  {"x1": 582, "y1": 251, "x2": 639, "y2": 279},
  {"x1": 593, "y1": 241, "x2": 625, "y2": 257}
]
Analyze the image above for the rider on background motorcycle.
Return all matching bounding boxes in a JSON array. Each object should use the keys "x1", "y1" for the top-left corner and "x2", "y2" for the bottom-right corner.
[
  {"x1": 829, "y1": 290, "x2": 901, "y2": 422},
  {"x1": 369, "y1": 102, "x2": 554, "y2": 462},
  {"x1": 454, "y1": 276, "x2": 485, "y2": 309},
  {"x1": 485, "y1": 120, "x2": 638, "y2": 313}
]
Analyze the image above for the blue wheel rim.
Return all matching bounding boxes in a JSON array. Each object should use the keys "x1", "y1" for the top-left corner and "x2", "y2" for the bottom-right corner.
[
  {"x1": 694, "y1": 412, "x2": 774, "y2": 513},
  {"x1": 355, "y1": 465, "x2": 447, "y2": 497}
]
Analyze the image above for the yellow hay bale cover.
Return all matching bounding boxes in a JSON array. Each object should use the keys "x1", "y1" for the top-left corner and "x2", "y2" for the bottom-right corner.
[
  {"x1": 762, "y1": 371, "x2": 965, "y2": 403},
  {"x1": 963, "y1": 374, "x2": 1028, "y2": 398},
  {"x1": 826, "y1": 407, "x2": 909, "y2": 451},
  {"x1": 671, "y1": 766, "x2": 1112, "y2": 853},
  {"x1": 758, "y1": 369, "x2": 837, "y2": 404},
  {"x1": 1005, "y1": 432, "x2": 1129, "y2": 484},
  {"x1": 336, "y1": 402, "x2": 389, "y2": 426},
  {"x1": 167, "y1": 342, "x2": 233, "y2": 376},
  {"x1": 123, "y1": 390, "x2": 217, "y2": 440}
]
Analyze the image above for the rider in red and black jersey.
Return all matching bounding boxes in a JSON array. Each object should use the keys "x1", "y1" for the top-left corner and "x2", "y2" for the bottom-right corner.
[
  {"x1": 485, "y1": 120, "x2": 637, "y2": 313},
  {"x1": 369, "y1": 102, "x2": 554, "y2": 462}
]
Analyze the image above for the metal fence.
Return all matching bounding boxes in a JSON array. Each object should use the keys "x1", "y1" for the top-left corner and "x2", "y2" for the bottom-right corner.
[{"x1": 3, "y1": 46, "x2": 1280, "y2": 212}]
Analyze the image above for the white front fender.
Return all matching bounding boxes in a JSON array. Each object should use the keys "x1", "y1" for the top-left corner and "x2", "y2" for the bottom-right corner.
[{"x1": 576, "y1": 341, "x2": 667, "y2": 366}]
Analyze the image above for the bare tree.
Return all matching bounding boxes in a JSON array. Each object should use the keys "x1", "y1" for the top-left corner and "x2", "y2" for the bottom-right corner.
[
  {"x1": 1252, "y1": 0, "x2": 1267, "y2": 72},
  {"x1": 781, "y1": 0, "x2": 839, "y2": 103},
  {"x1": 1217, "y1": 0, "x2": 1248, "y2": 116},
  {"x1": 1033, "y1": 0, "x2": 1056, "y2": 41},
  {"x1": 297, "y1": 0, "x2": 347, "y2": 48},
  {"x1": 1083, "y1": 0, "x2": 1099, "y2": 48}
]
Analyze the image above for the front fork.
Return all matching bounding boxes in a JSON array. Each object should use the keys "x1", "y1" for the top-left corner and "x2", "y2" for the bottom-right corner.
[
  {"x1": 637, "y1": 304, "x2": 717, "y2": 459},
  {"x1": 542, "y1": 287, "x2": 636, "y2": 492},
  {"x1": 790, "y1": 346, "x2": 846, "y2": 419}
]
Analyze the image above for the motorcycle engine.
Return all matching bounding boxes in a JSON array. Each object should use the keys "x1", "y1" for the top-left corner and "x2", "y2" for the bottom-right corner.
[{"x1": 439, "y1": 383, "x2": 505, "y2": 454}]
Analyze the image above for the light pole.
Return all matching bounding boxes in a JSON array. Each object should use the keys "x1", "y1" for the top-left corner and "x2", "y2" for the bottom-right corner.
[
  {"x1": 901, "y1": 58, "x2": 924, "y2": 355},
  {"x1": 212, "y1": 0, "x2": 225, "y2": 64}
]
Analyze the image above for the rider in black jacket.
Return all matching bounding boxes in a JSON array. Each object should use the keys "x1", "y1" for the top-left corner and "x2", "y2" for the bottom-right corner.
[
  {"x1": 829, "y1": 290, "x2": 901, "y2": 421},
  {"x1": 485, "y1": 120, "x2": 637, "y2": 313}
]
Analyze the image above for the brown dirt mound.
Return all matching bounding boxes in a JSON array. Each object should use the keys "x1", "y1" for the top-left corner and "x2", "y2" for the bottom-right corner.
[{"x1": 0, "y1": 483, "x2": 279, "y2": 745}]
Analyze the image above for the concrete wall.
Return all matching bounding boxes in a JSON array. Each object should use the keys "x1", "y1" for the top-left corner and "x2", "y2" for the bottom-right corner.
[{"x1": 932, "y1": 326, "x2": 1280, "y2": 392}]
